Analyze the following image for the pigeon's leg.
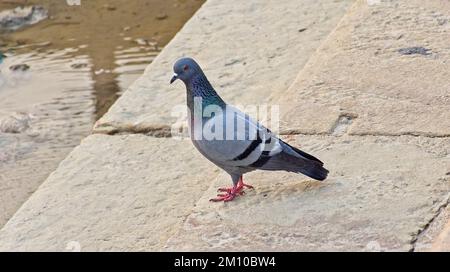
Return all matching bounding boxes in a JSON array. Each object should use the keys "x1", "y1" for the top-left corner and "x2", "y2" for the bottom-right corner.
[
  {"x1": 218, "y1": 175, "x2": 242, "y2": 193},
  {"x1": 235, "y1": 176, "x2": 254, "y2": 191},
  {"x1": 218, "y1": 177, "x2": 254, "y2": 193},
  {"x1": 211, "y1": 176, "x2": 254, "y2": 202},
  {"x1": 240, "y1": 177, "x2": 254, "y2": 190},
  {"x1": 211, "y1": 175, "x2": 242, "y2": 202}
]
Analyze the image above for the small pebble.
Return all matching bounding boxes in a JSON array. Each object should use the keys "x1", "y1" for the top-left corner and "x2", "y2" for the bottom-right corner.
[
  {"x1": 398, "y1": 46, "x2": 431, "y2": 56},
  {"x1": 71, "y1": 63, "x2": 88, "y2": 69},
  {"x1": 156, "y1": 13, "x2": 168, "y2": 20},
  {"x1": 9, "y1": 64, "x2": 30, "y2": 71},
  {"x1": 103, "y1": 5, "x2": 116, "y2": 11}
]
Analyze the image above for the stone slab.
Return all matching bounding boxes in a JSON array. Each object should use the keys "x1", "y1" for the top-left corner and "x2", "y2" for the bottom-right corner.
[
  {"x1": 0, "y1": 134, "x2": 219, "y2": 251},
  {"x1": 276, "y1": 0, "x2": 450, "y2": 136},
  {"x1": 2, "y1": 0, "x2": 449, "y2": 253},
  {"x1": 430, "y1": 219, "x2": 450, "y2": 251},
  {"x1": 1, "y1": 129, "x2": 448, "y2": 251},
  {"x1": 93, "y1": 0, "x2": 354, "y2": 134},
  {"x1": 165, "y1": 135, "x2": 450, "y2": 251}
]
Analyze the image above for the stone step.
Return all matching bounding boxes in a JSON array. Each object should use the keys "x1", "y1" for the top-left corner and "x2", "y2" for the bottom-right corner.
[
  {"x1": 159, "y1": 0, "x2": 450, "y2": 251},
  {"x1": 414, "y1": 203, "x2": 450, "y2": 251},
  {"x1": 275, "y1": 0, "x2": 450, "y2": 137},
  {"x1": 2, "y1": 0, "x2": 449, "y2": 252},
  {"x1": 429, "y1": 217, "x2": 450, "y2": 251},
  {"x1": 165, "y1": 135, "x2": 449, "y2": 251},
  {"x1": 162, "y1": 0, "x2": 450, "y2": 251},
  {"x1": 1, "y1": 133, "x2": 447, "y2": 251},
  {"x1": 0, "y1": 0, "x2": 356, "y2": 251},
  {"x1": 0, "y1": 134, "x2": 220, "y2": 251},
  {"x1": 93, "y1": 0, "x2": 354, "y2": 135}
]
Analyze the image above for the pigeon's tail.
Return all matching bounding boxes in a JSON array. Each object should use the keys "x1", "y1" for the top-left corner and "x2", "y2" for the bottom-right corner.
[
  {"x1": 278, "y1": 152, "x2": 328, "y2": 181},
  {"x1": 295, "y1": 158, "x2": 329, "y2": 181},
  {"x1": 258, "y1": 140, "x2": 329, "y2": 181}
]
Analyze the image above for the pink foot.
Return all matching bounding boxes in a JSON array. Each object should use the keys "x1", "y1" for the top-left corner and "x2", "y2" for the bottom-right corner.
[{"x1": 210, "y1": 177, "x2": 254, "y2": 202}]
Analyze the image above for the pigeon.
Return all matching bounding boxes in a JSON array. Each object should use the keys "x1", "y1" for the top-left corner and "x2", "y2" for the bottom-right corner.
[{"x1": 170, "y1": 57, "x2": 329, "y2": 202}]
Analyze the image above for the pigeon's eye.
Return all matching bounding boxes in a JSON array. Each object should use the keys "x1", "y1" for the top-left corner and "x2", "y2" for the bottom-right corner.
[{"x1": 183, "y1": 65, "x2": 189, "y2": 71}]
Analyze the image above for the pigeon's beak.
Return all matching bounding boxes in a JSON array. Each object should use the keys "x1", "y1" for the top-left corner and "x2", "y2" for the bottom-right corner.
[{"x1": 170, "y1": 73, "x2": 178, "y2": 84}]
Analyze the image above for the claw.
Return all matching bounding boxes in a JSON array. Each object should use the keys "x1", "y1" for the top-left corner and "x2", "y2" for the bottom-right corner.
[
  {"x1": 217, "y1": 187, "x2": 232, "y2": 193},
  {"x1": 210, "y1": 177, "x2": 254, "y2": 202},
  {"x1": 210, "y1": 193, "x2": 236, "y2": 202}
]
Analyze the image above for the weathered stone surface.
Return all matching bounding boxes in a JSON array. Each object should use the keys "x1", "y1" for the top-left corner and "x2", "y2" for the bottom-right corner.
[
  {"x1": 2, "y1": 0, "x2": 449, "y2": 252},
  {"x1": 2, "y1": 134, "x2": 448, "y2": 251},
  {"x1": 0, "y1": 135, "x2": 219, "y2": 251},
  {"x1": 94, "y1": 0, "x2": 354, "y2": 134},
  {"x1": 0, "y1": 133, "x2": 80, "y2": 228},
  {"x1": 415, "y1": 205, "x2": 450, "y2": 251},
  {"x1": 165, "y1": 135, "x2": 450, "y2": 251},
  {"x1": 430, "y1": 219, "x2": 450, "y2": 251},
  {"x1": 276, "y1": 0, "x2": 450, "y2": 136}
]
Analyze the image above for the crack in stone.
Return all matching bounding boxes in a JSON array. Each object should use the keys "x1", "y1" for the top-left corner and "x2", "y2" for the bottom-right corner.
[
  {"x1": 279, "y1": 129, "x2": 450, "y2": 139},
  {"x1": 94, "y1": 124, "x2": 172, "y2": 138},
  {"x1": 347, "y1": 132, "x2": 450, "y2": 138},
  {"x1": 410, "y1": 193, "x2": 450, "y2": 252}
]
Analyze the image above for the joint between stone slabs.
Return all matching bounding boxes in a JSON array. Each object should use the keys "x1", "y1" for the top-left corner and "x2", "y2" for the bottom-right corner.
[
  {"x1": 280, "y1": 130, "x2": 450, "y2": 139},
  {"x1": 347, "y1": 132, "x2": 450, "y2": 139},
  {"x1": 410, "y1": 192, "x2": 450, "y2": 252},
  {"x1": 94, "y1": 125, "x2": 450, "y2": 140},
  {"x1": 93, "y1": 124, "x2": 172, "y2": 138}
]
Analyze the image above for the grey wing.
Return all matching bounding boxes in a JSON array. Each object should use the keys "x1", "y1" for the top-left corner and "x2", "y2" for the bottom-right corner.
[
  {"x1": 194, "y1": 105, "x2": 329, "y2": 180},
  {"x1": 194, "y1": 106, "x2": 283, "y2": 170}
]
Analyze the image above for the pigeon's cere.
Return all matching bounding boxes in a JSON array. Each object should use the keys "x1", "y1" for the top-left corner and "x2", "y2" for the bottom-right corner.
[{"x1": 171, "y1": 57, "x2": 329, "y2": 202}]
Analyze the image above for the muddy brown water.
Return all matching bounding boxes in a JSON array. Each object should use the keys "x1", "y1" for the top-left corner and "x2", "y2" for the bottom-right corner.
[{"x1": 0, "y1": 0, "x2": 204, "y2": 227}]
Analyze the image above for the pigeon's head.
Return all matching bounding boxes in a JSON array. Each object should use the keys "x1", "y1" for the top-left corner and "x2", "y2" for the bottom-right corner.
[{"x1": 170, "y1": 57, "x2": 203, "y2": 85}]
